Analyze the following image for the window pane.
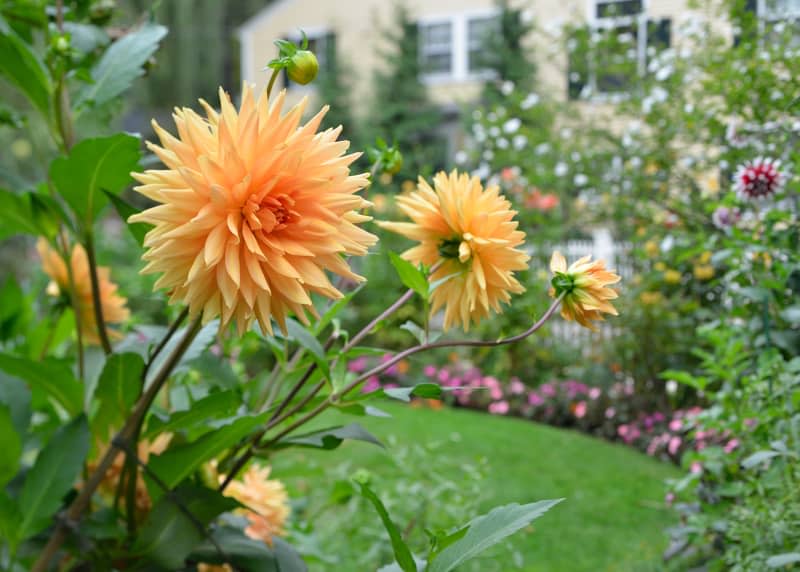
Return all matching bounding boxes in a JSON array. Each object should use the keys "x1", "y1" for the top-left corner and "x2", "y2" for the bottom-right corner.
[
  {"x1": 594, "y1": 22, "x2": 639, "y2": 93},
  {"x1": 765, "y1": 0, "x2": 800, "y2": 17},
  {"x1": 468, "y1": 15, "x2": 499, "y2": 72},
  {"x1": 420, "y1": 22, "x2": 452, "y2": 75},
  {"x1": 596, "y1": 0, "x2": 643, "y2": 18}
]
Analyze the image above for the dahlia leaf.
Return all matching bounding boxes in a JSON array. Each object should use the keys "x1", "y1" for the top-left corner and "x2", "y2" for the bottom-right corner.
[
  {"x1": 91, "y1": 352, "x2": 144, "y2": 438},
  {"x1": 0, "y1": 15, "x2": 52, "y2": 121},
  {"x1": 274, "y1": 422, "x2": 384, "y2": 451},
  {"x1": 144, "y1": 390, "x2": 239, "y2": 439},
  {"x1": 426, "y1": 499, "x2": 563, "y2": 572},
  {"x1": 383, "y1": 383, "x2": 445, "y2": 402},
  {"x1": 75, "y1": 23, "x2": 167, "y2": 109},
  {"x1": 103, "y1": 190, "x2": 151, "y2": 246},
  {"x1": 18, "y1": 415, "x2": 90, "y2": 541},
  {"x1": 0, "y1": 404, "x2": 21, "y2": 488},
  {"x1": 358, "y1": 481, "x2": 418, "y2": 572},
  {"x1": 133, "y1": 483, "x2": 240, "y2": 570},
  {"x1": 284, "y1": 318, "x2": 331, "y2": 380},
  {"x1": 50, "y1": 133, "x2": 141, "y2": 223},
  {"x1": 0, "y1": 354, "x2": 83, "y2": 416},
  {"x1": 0, "y1": 189, "x2": 63, "y2": 240},
  {"x1": 389, "y1": 252, "x2": 429, "y2": 300}
]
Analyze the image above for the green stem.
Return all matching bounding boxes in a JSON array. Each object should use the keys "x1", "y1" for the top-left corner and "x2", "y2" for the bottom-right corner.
[
  {"x1": 266, "y1": 67, "x2": 281, "y2": 99},
  {"x1": 84, "y1": 231, "x2": 113, "y2": 355}
]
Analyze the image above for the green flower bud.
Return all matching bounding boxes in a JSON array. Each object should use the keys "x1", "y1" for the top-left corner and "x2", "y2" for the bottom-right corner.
[
  {"x1": 382, "y1": 148, "x2": 403, "y2": 175},
  {"x1": 287, "y1": 50, "x2": 319, "y2": 85}
]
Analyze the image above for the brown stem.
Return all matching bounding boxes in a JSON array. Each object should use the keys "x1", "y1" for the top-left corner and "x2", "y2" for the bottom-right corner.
[
  {"x1": 143, "y1": 307, "x2": 189, "y2": 381},
  {"x1": 31, "y1": 317, "x2": 203, "y2": 572},
  {"x1": 84, "y1": 231, "x2": 113, "y2": 355}
]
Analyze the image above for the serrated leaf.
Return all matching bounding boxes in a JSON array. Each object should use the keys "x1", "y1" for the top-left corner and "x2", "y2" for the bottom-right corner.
[
  {"x1": 92, "y1": 352, "x2": 144, "y2": 438},
  {"x1": 0, "y1": 404, "x2": 22, "y2": 487},
  {"x1": 274, "y1": 423, "x2": 383, "y2": 451},
  {"x1": 103, "y1": 190, "x2": 151, "y2": 246},
  {"x1": 76, "y1": 24, "x2": 167, "y2": 109},
  {"x1": 0, "y1": 15, "x2": 51, "y2": 120},
  {"x1": 0, "y1": 354, "x2": 83, "y2": 416},
  {"x1": 359, "y1": 481, "x2": 417, "y2": 572},
  {"x1": 50, "y1": 133, "x2": 141, "y2": 222},
  {"x1": 427, "y1": 499, "x2": 562, "y2": 572},
  {"x1": 389, "y1": 252, "x2": 429, "y2": 299},
  {"x1": 133, "y1": 483, "x2": 239, "y2": 570},
  {"x1": 19, "y1": 415, "x2": 90, "y2": 540}
]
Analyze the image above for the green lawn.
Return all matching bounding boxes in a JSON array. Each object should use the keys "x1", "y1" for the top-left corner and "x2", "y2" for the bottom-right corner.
[{"x1": 271, "y1": 402, "x2": 680, "y2": 571}]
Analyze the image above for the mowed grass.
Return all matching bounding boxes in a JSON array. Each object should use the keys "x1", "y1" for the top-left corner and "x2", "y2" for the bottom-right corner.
[{"x1": 271, "y1": 401, "x2": 680, "y2": 571}]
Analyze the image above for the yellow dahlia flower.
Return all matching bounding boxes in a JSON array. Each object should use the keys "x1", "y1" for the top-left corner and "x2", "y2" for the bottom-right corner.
[
  {"x1": 549, "y1": 251, "x2": 620, "y2": 331},
  {"x1": 222, "y1": 464, "x2": 290, "y2": 546},
  {"x1": 37, "y1": 238, "x2": 129, "y2": 344},
  {"x1": 379, "y1": 170, "x2": 529, "y2": 331},
  {"x1": 129, "y1": 85, "x2": 377, "y2": 335}
]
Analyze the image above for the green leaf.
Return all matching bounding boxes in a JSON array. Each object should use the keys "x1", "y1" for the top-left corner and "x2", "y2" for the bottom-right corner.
[
  {"x1": 359, "y1": 481, "x2": 417, "y2": 572},
  {"x1": 274, "y1": 423, "x2": 383, "y2": 451},
  {"x1": 133, "y1": 483, "x2": 239, "y2": 570},
  {"x1": 0, "y1": 404, "x2": 22, "y2": 487},
  {"x1": 145, "y1": 320, "x2": 217, "y2": 386},
  {"x1": 400, "y1": 321, "x2": 426, "y2": 344},
  {"x1": 189, "y1": 527, "x2": 281, "y2": 571},
  {"x1": 0, "y1": 492, "x2": 21, "y2": 550},
  {"x1": 741, "y1": 450, "x2": 780, "y2": 469},
  {"x1": 50, "y1": 133, "x2": 141, "y2": 223},
  {"x1": 147, "y1": 413, "x2": 267, "y2": 499},
  {"x1": 0, "y1": 354, "x2": 83, "y2": 416},
  {"x1": 389, "y1": 252, "x2": 429, "y2": 299},
  {"x1": 427, "y1": 500, "x2": 563, "y2": 572},
  {"x1": 383, "y1": 383, "x2": 445, "y2": 403},
  {"x1": 313, "y1": 284, "x2": 363, "y2": 336},
  {"x1": 767, "y1": 553, "x2": 800, "y2": 568},
  {"x1": 0, "y1": 371, "x2": 30, "y2": 435},
  {"x1": 0, "y1": 189, "x2": 63, "y2": 241},
  {"x1": 62, "y1": 22, "x2": 109, "y2": 55},
  {"x1": 76, "y1": 23, "x2": 167, "y2": 109},
  {"x1": 19, "y1": 415, "x2": 90, "y2": 540},
  {"x1": 0, "y1": 15, "x2": 51, "y2": 119},
  {"x1": 103, "y1": 190, "x2": 151, "y2": 246},
  {"x1": 659, "y1": 369, "x2": 707, "y2": 391},
  {"x1": 284, "y1": 318, "x2": 330, "y2": 380},
  {"x1": 92, "y1": 352, "x2": 144, "y2": 438},
  {"x1": 144, "y1": 390, "x2": 239, "y2": 439}
]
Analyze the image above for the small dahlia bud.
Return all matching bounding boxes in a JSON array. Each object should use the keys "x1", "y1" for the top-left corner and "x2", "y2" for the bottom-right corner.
[
  {"x1": 287, "y1": 50, "x2": 319, "y2": 85},
  {"x1": 733, "y1": 157, "x2": 789, "y2": 201}
]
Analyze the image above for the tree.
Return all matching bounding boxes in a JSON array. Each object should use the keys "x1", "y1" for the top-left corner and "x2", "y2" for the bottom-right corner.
[
  {"x1": 314, "y1": 33, "x2": 361, "y2": 148},
  {"x1": 367, "y1": 3, "x2": 445, "y2": 180},
  {"x1": 481, "y1": 0, "x2": 537, "y2": 103}
]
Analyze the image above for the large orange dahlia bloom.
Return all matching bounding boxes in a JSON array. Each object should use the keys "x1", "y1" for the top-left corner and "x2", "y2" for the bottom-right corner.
[
  {"x1": 549, "y1": 251, "x2": 620, "y2": 330},
  {"x1": 379, "y1": 170, "x2": 529, "y2": 331},
  {"x1": 222, "y1": 464, "x2": 290, "y2": 545},
  {"x1": 37, "y1": 238, "x2": 129, "y2": 344},
  {"x1": 129, "y1": 85, "x2": 377, "y2": 334}
]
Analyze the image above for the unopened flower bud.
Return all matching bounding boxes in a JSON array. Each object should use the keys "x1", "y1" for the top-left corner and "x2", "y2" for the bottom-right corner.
[{"x1": 287, "y1": 50, "x2": 318, "y2": 85}]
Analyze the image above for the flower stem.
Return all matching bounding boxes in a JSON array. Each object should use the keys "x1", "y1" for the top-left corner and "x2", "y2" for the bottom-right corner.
[
  {"x1": 31, "y1": 317, "x2": 203, "y2": 572},
  {"x1": 266, "y1": 67, "x2": 281, "y2": 99},
  {"x1": 84, "y1": 231, "x2": 113, "y2": 355}
]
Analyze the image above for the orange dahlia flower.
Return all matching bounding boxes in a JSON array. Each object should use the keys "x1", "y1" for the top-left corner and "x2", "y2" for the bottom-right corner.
[
  {"x1": 37, "y1": 238, "x2": 129, "y2": 344},
  {"x1": 129, "y1": 85, "x2": 377, "y2": 335},
  {"x1": 221, "y1": 464, "x2": 290, "y2": 545},
  {"x1": 379, "y1": 170, "x2": 529, "y2": 331},
  {"x1": 549, "y1": 251, "x2": 620, "y2": 331}
]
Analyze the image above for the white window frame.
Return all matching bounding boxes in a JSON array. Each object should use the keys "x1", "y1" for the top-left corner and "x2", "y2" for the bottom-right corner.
[
  {"x1": 283, "y1": 26, "x2": 332, "y2": 92},
  {"x1": 418, "y1": 8, "x2": 500, "y2": 85},
  {"x1": 584, "y1": 0, "x2": 648, "y2": 99},
  {"x1": 758, "y1": 0, "x2": 800, "y2": 20}
]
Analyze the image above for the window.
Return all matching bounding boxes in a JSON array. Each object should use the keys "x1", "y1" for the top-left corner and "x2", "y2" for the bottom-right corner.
[
  {"x1": 761, "y1": 0, "x2": 800, "y2": 19},
  {"x1": 282, "y1": 31, "x2": 334, "y2": 90},
  {"x1": 420, "y1": 21, "x2": 453, "y2": 76},
  {"x1": 567, "y1": 1, "x2": 671, "y2": 99},
  {"x1": 467, "y1": 15, "x2": 499, "y2": 73}
]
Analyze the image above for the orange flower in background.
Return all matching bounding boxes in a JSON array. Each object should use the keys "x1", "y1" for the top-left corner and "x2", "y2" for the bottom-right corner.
[
  {"x1": 549, "y1": 251, "x2": 620, "y2": 331},
  {"x1": 222, "y1": 464, "x2": 290, "y2": 545},
  {"x1": 379, "y1": 170, "x2": 529, "y2": 331},
  {"x1": 37, "y1": 238, "x2": 129, "y2": 344},
  {"x1": 129, "y1": 85, "x2": 377, "y2": 335},
  {"x1": 525, "y1": 189, "x2": 559, "y2": 211}
]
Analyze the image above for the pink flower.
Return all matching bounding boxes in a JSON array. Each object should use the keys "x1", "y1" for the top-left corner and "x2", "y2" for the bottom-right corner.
[
  {"x1": 668, "y1": 436, "x2": 682, "y2": 456},
  {"x1": 488, "y1": 401, "x2": 510, "y2": 415},
  {"x1": 437, "y1": 369, "x2": 450, "y2": 383},
  {"x1": 733, "y1": 157, "x2": 788, "y2": 200},
  {"x1": 665, "y1": 492, "x2": 675, "y2": 506},
  {"x1": 348, "y1": 357, "x2": 368, "y2": 373},
  {"x1": 423, "y1": 365, "x2": 437, "y2": 377},
  {"x1": 383, "y1": 382, "x2": 399, "y2": 389},
  {"x1": 617, "y1": 424, "x2": 629, "y2": 438},
  {"x1": 695, "y1": 440, "x2": 706, "y2": 451},
  {"x1": 605, "y1": 407, "x2": 616, "y2": 419},
  {"x1": 540, "y1": 383, "x2": 556, "y2": 397},
  {"x1": 669, "y1": 419, "x2": 682, "y2": 432},
  {"x1": 362, "y1": 376, "x2": 381, "y2": 393},
  {"x1": 588, "y1": 387, "x2": 602, "y2": 400},
  {"x1": 652, "y1": 412, "x2": 665, "y2": 423},
  {"x1": 574, "y1": 401, "x2": 587, "y2": 419},
  {"x1": 527, "y1": 392, "x2": 544, "y2": 406},
  {"x1": 489, "y1": 386, "x2": 504, "y2": 400},
  {"x1": 724, "y1": 438, "x2": 740, "y2": 454},
  {"x1": 483, "y1": 376, "x2": 500, "y2": 389},
  {"x1": 509, "y1": 378, "x2": 525, "y2": 395},
  {"x1": 690, "y1": 461, "x2": 703, "y2": 475},
  {"x1": 744, "y1": 418, "x2": 757, "y2": 428}
]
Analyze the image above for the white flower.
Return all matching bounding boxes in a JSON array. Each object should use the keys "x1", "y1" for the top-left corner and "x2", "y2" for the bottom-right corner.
[
  {"x1": 512, "y1": 135, "x2": 528, "y2": 150},
  {"x1": 574, "y1": 173, "x2": 589, "y2": 186},
  {"x1": 454, "y1": 151, "x2": 468, "y2": 165},
  {"x1": 521, "y1": 93, "x2": 540, "y2": 109},
  {"x1": 501, "y1": 81, "x2": 515, "y2": 95},
  {"x1": 555, "y1": 162, "x2": 569, "y2": 177},
  {"x1": 503, "y1": 118, "x2": 522, "y2": 134}
]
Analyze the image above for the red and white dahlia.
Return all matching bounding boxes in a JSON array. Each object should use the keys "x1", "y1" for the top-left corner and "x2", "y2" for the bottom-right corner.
[{"x1": 733, "y1": 157, "x2": 789, "y2": 201}]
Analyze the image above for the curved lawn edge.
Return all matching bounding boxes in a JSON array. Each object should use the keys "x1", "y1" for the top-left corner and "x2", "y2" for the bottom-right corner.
[{"x1": 273, "y1": 401, "x2": 680, "y2": 571}]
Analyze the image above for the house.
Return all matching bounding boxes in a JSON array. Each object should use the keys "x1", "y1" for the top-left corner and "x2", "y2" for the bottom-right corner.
[{"x1": 238, "y1": 0, "x2": 798, "y2": 113}]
